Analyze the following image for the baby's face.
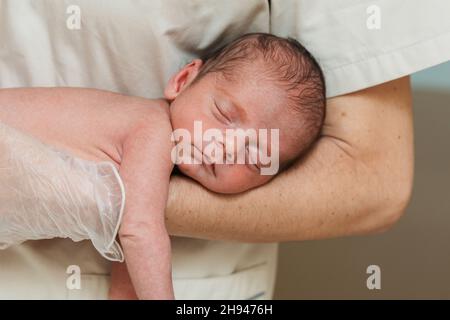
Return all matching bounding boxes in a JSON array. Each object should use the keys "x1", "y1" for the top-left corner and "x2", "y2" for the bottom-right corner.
[{"x1": 166, "y1": 60, "x2": 293, "y2": 193}]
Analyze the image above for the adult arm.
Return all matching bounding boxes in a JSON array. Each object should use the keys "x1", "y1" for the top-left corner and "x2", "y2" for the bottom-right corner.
[{"x1": 165, "y1": 77, "x2": 414, "y2": 242}]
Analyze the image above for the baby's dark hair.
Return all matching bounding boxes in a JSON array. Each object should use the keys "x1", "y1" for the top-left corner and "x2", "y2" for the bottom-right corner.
[{"x1": 195, "y1": 32, "x2": 326, "y2": 170}]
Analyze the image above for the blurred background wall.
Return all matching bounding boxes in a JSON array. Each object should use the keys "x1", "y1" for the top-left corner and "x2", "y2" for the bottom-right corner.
[{"x1": 274, "y1": 61, "x2": 450, "y2": 299}]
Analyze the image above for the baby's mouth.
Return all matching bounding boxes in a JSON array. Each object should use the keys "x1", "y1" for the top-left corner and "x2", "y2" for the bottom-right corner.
[
  {"x1": 207, "y1": 163, "x2": 216, "y2": 177},
  {"x1": 200, "y1": 151, "x2": 216, "y2": 177},
  {"x1": 192, "y1": 145, "x2": 216, "y2": 177},
  {"x1": 191, "y1": 144, "x2": 204, "y2": 164}
]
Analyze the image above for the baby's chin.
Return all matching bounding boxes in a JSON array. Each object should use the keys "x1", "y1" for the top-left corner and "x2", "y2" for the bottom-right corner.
[
  {"x1": 199, "y1": 179, "x2": 250, "y2": 194},
  {"x1": 177, "y1": 163, "x2": 214, "y2": 188},
  {"x1": 177, "y1": 164, "x2": 250, "y2": 194}
]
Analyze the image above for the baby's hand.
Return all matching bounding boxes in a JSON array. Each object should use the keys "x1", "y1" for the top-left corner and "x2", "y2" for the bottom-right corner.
[{"x1": 109, "y1": 262, "x2": 138, "y2": 300}]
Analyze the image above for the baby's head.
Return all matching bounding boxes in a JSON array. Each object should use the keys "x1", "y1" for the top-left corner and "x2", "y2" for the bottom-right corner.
[{"x1": 165, "y1": 33, "x2": 326, "y2": 193}]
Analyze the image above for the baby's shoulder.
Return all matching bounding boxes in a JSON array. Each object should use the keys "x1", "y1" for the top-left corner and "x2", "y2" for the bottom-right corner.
[
  {"x1": 126, "y1": 98, "x2": 171, "y2": 134},
  {"x1": 119, "y1": 98, "x2": 174, "y2": 166},
  {"x1": 141, "y1": 98, "x2": 170, "y2": 122},
  {"x1": 118, "y1": 98, "x2": 173, "y2": 158}
]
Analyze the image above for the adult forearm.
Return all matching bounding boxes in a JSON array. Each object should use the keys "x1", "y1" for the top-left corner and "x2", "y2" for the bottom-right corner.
[{"x1": 166, "y1": 139, "x2": 400, "y2": 242}]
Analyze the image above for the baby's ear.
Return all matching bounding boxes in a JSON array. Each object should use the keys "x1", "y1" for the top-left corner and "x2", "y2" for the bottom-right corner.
[{"x1": 164, "y1": 59, "x2": 203, "y2": 101}]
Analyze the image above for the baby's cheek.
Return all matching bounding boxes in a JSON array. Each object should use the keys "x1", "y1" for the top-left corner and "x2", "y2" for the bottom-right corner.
[{"x1": 233, "y1": 168, "x2": 271, "y2": 191}]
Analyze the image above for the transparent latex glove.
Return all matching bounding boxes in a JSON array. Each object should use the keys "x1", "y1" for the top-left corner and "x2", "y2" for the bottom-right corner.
[{"x1": 0, "y1": 121, "x2": 125, "y2": 262}]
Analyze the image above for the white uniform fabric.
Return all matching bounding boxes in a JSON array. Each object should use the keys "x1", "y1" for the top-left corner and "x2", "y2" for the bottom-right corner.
[
  {"x1": 271, "y1": 0, "x2": 450, "y2": 97},
  {"x1": 0, "y1": 0, "x2": 449, "y2": 299},
  {"x1": 0, "y1": 121, "x2": 125, "y2": 262}
]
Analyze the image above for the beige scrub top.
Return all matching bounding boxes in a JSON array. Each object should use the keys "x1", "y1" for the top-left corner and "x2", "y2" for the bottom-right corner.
[{"x1": 0, "y1": 0, "x2": 449, "y2": 299}]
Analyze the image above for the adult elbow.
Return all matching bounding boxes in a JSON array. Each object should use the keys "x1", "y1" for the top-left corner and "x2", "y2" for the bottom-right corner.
[
  {"x1": 375, "y1": 191, "x2": 411, "y2": 234},
  {"x1": 368, "y1": 166, "x2": 414, "y2": 235}
]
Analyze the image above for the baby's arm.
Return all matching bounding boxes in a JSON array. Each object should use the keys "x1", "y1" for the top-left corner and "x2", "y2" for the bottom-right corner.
[{"x1": 110, "y1": 103, "x2": 174, "y2": 300}]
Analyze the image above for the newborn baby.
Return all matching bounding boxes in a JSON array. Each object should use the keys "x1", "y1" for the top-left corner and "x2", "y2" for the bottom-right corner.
[{"x1": 0, "y1": 33, "x2": 325, "y2": 299}]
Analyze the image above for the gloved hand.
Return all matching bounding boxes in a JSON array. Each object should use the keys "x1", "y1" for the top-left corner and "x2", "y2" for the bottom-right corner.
[{"x1": 0, "y1": 121, "x2": 125, "y2": 262}]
